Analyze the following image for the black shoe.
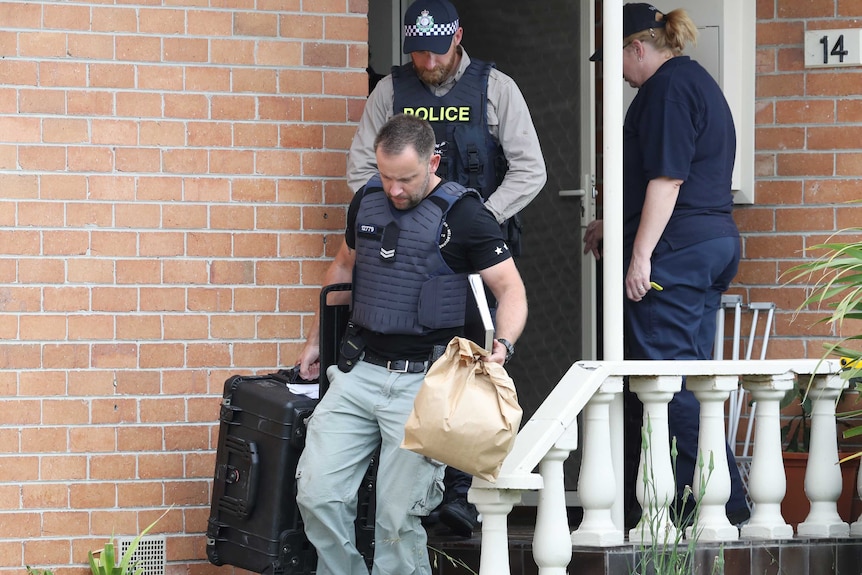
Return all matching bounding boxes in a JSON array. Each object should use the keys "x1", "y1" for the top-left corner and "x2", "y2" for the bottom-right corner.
[
  {"x1": 421, "y1": 508, "x2": 441, "y2": 527},
  {"x1": 727, "y1": 506, "x2": 751, "y2": 527},
  {"x1": 439, "y1": 498, "x2": 479, "y2": 538}
]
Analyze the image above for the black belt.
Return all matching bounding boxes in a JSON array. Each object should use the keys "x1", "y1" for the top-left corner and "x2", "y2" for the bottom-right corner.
[{"x1": 361, "y1": 351, "x2": 428, "y2": 373}]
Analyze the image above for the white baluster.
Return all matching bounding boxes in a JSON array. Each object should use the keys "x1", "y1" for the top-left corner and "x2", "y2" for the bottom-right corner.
[
  {"x1": 470, "y1": 488, "x2": 523, "y2": 575},
  {"x1": 797, "y1": 373, "x2": 850, "y2": 538},
  {"x1": 686, "y1": 375, "x2": 739, "y2": 542},
  {"x1": 571, "y1": 376, "x2": 624, "y2": 546},
  {"x1": 739, "y1": 373, "x2": 794, "y2": 539},
  {"x1": 628, "y1": 375, "x2": 682, "y2": 545},
  {"x1": 851, "y1": 458, "x2": 862, "y2": 536},
  {"x1": 534, "y1": 425, "x2": 577, "y2": 574}
]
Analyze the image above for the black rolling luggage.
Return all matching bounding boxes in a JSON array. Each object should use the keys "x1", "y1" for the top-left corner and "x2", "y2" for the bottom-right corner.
[
  {"x1": 206, "y1": 283, "x2": 375, "y2": 575},
  {"x1": 206, "y1": 369, "x2": 319, "y2": 574}
]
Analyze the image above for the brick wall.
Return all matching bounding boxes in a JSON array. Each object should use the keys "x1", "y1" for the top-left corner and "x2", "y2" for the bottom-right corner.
[
  {"x1": 3, "y1": 0, "x2": 862, "y2": 571},
  {"x1": 736, "y1": 0, "x2": 862, "y2": 360},
  {"x1": 0, "y1": 1, "x2": 367, "y2": 573}
]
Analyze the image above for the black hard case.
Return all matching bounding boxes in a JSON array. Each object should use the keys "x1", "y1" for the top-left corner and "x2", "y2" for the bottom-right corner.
[
  {"x1": 206, "y1": 283, "x2": 375, "y2": 575},
  {"x1": 206, "y1": 371, "x2": 319, "y2": 574}
]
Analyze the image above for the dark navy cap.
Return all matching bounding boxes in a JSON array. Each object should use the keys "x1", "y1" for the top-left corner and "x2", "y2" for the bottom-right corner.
[
  {"x1": 590, "y1": 3, "x2": 666, "y2": 61},
  {"x1": 403, "y1": 0, "x2": 460, "y2": 55}
]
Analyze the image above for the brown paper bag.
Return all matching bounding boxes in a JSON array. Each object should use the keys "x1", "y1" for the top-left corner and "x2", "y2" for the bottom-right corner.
[{"x1": 401, "y1": 336, "x2": 522, "y2": 482}]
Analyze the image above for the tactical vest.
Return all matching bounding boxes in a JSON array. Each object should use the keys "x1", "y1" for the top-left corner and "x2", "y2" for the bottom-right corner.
[
  {"x1": 351, "y1": 176, "x2": 477, "y2": 336},
  {"x1": 392, "y1": 59, "x2": 506, "y2": 201}
]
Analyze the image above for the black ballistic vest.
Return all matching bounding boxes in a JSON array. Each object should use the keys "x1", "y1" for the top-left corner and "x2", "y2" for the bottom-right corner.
[{"x1": 350, "y1": 176, "x2": 478, "y2": 335}]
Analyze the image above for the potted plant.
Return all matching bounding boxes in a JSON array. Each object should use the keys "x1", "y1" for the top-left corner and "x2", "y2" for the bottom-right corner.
[{"x1": 784, "y1": 226, "x2": 862, "y2": 524}]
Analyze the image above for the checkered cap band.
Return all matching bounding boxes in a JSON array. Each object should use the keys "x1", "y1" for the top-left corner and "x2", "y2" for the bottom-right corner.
[{"x1": 404, "y1": 19, "x2": 459, "y2": 38}]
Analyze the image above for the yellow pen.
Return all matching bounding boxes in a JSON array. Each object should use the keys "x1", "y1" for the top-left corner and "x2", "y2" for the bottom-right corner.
[{"x1": 650, "y1": 281, "x2": 664, "y2": 291}]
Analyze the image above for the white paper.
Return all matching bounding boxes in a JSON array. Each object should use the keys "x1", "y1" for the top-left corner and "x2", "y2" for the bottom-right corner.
[
  {"x1": 286, "y1": 383, "x2": 320, "y2": 400},
  {"x1": 468, "y1": 273, "x2": 495, "y2": 353}
]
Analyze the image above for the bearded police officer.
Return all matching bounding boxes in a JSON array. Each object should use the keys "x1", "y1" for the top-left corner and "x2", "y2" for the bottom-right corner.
[{"x1": 348, "y1": 0, "x2": 546, "y2": 260}]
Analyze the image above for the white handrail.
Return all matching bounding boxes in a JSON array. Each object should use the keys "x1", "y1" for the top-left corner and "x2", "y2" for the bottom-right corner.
[{"x1": 469, "y1": 358, "x2": 849, "y2": 575}]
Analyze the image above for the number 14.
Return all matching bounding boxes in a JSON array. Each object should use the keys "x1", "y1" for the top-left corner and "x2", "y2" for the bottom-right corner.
[{"x1": 820, "y1": 34, "x2": 849, "y2": 64}]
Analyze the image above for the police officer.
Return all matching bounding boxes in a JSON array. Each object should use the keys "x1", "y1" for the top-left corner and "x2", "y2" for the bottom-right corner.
[
  {"x1": 348, "y1": 0, "x2": 546, "y2": 257},
  {"x1": 346, "y1": 0, "x2": 545, "y2": 536},
  {"x1": 296, "y1": 114, "x2": 527, "y2": 574}
]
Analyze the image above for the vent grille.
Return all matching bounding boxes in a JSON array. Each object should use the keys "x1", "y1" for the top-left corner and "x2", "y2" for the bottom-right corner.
[{"x1": 116, "y1": 535, "x2": 166, "y2": 575}]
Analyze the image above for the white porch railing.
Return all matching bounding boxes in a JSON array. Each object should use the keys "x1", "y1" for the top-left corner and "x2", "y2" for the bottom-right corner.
[{"x1": 469, "y1": 359, "x2": 858, "y2": 575}]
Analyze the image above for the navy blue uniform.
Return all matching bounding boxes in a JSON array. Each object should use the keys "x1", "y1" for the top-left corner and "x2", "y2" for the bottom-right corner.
[{"x1": 622, "y1": 56, "x2": 747, "y2": 522}]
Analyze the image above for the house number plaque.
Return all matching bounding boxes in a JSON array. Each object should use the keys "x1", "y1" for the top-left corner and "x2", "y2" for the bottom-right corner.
[{"x1": 804, "y1": 29, "x2": 862, "y2": 68}]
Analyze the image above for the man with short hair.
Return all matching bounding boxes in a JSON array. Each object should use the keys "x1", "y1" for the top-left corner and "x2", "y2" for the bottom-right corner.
[{"x1": 296, "y1": 113, "x2": 527, "y2": 575}]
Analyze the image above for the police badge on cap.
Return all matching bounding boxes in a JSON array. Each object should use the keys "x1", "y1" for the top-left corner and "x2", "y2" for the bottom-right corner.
[{"x1": 403, "y1": 0, "x2": 460, "y2": 55}]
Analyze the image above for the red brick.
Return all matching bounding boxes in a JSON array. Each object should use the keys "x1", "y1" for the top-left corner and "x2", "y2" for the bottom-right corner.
[
  {"x1": 210, "y1": 260, "x2": 255, "y2": 284},
  {"x1": 137, "y1": 64, "x2": 184, "y2": 92},
  {"x1": 118, "y1": 426, "x2": 163, "y2": 452},
  {"x1": 19, "y1": 31, "x2": 66, "y2": 58},
  {"x1": 140, "y1": 287, "x2": 185, "y2": 312},
  {"x1": 116, "y1": 315, "x2": 162, "y2": 341},
  {"x1": 164, "y1": 93, "x2": 209, "y2": 119},
  {"x1": 188, "y1": 232, "x2": 232, "y2": 257},
  {"x1": 163, "y1": 38, "x2": 209, "y2": 64},
  {"x1": 281, "y1": 123, "x2": 324, "y2": 149},
  {"x1": 211, "y1": 95, "x2": 256, "y2": 120},
  {"x1": 68, "y1": 34, "x2": 114, "y2": 60},
  {"x1": 230, "y1": 178, "x2": 277, "y2": 203},
  {"x1": 776, "y1": 206, "x2": 836, "y2": 231},
  {"x1": 164, "y1": 315, "x2": 208, "y2": 340},
  {"x1": 188, "y1": 288, "x2": 233, "y2": 312},
  {"x1": 138, "y1": 176, "x2": 184, "y2": 201},
  {"x1": 19, "y1": 88, "x2": 65, "y2": 114},
  {"x1": 257, "y1": 39, "x2": 302, "y2": 67},
  {"x1": 281, "y1": 14, "x2": 324, "y2": 39},
  {"x1": 116, "y1": 92, "x2": 162, "y2": 118},
  {"x1": 92, "y1": 6, "x2": 137, "y2": 32},
  {"x1": 89, "y1": 63, "x2": 136, "y2": 88},
  {"x1": 19, "y1": 314, "x2": 66, "y2": 340},
  {"x1": 92, "y1": 397, "x2": 138, "y2": 425},
  {"x1": 756, "y1": 73, "x2": 805, "y2": 98},
  {"x1": 116, "y1": 35, "x2": 161, "y2": 62},
  {"x1": 235, "y1": 287, "x2": 278, "y2": 311},
  {"x1": 211, "y1": 39, "x2": 256, "y2": 65},
  {"x1": 139, "y1": 7, "x2": 185, "y2": 34},
  {"x1": 41, "y1": 118, "x2": 89, "y2": 143},
  {"x1": 91, "y1": 343, "x2": 138, "y2": 369},
  {"x1": 235, "y1": 12, "x2": 278, "y2": 36},
  {"x1": 188, "y1": 121, "x2": 232, "y2": 147},
  {"x1": 805, "y1": 179, "x2": 862, "y2": 203},
  {"x1": 209, "y1": 149, "x2": 255, "y2": 174},
  {"x1": 39, "y1": 61, "x2": 87, "y2": 88},
  {"x1": 186, "y1": 66, "x2": 232, "y2": 92},
  {"x1": 70, "y1": 482, "x2": 116, "y2": 509},
  {"x1": 256, "y1": 149, "x2": 302, "y2": 175},
  {"x1": 261, "y1": 95, "x2": 304, "y2": 120},
  {"x1": 776, "y1": 152, "x2": 834, "y2": 176},
  {"x1": 18, "y1": 145, "x2": 66, "y2": 171}
]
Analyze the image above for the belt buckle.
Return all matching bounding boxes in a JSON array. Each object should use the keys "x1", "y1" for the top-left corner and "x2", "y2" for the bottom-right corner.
[{"x1": 386, "y1": 360, "x2": 409, "y2": 373}]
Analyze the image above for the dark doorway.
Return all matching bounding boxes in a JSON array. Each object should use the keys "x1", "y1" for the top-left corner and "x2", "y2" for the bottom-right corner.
[
  {"x1": 367, "y1": 0, "x2": 587, "y2": 490},
  {"x1": 449, "y1": 2, "x2": 585, "y2": 420}
]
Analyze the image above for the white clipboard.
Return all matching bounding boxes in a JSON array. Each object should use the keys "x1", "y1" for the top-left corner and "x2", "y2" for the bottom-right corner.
[{"x1": 467, "y1": 274, "x2": 495, "y2": 354}]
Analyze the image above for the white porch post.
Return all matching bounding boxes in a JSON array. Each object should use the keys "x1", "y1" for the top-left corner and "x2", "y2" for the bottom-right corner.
[
  {"x1": 739, "y1": 373, "x2": 794, "y2": 539},
  {"x1": 687, "y1": 375, "x2": 739, "y2": 541},
  {"x1": 797, "y1": 373, "x2": 850, "y2": 538}
]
